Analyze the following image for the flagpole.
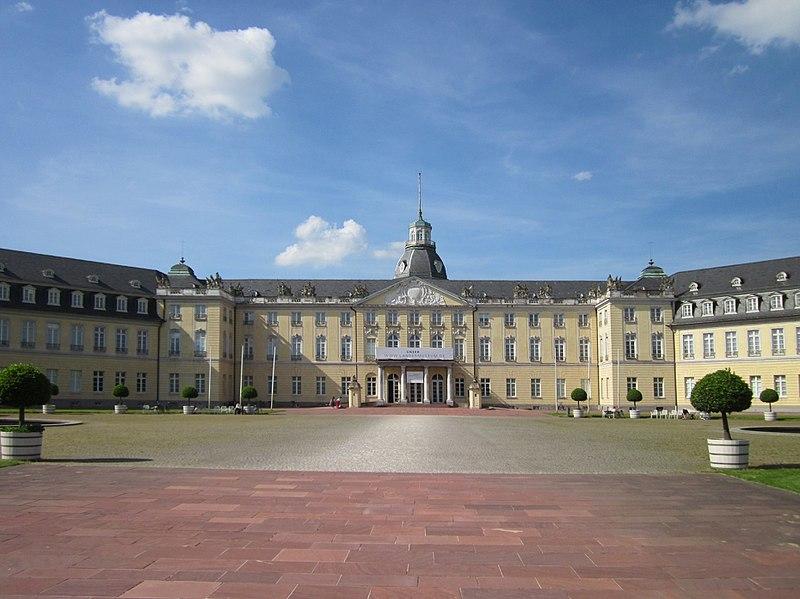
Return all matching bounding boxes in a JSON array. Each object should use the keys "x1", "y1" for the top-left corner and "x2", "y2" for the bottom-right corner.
[
  {"x1": 553, "y1": 322, "x2": 558, "y2": 411},
  {"x1": 207, "y1": 355, "x2": 212, "y2": 409},
  {"x1": 239, "y1": 344, "x2": 245, "y2": 406},
  {"x1": 269, "y1": 351, "x2": 276, "y2": 410}
]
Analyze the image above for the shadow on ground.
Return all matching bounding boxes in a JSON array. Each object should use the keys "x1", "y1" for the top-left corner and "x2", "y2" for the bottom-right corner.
[{"x1": 41, "y1": 457, "x2": 153, "y2": 464}]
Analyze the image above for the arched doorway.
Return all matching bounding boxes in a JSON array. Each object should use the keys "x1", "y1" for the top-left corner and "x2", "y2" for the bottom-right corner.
[
  {"x1": 431, "y1": 374, "x2": 444, "y2": 403},
  {"x1": 387, "y1": 374, "x2": 399, "y2": 403}
]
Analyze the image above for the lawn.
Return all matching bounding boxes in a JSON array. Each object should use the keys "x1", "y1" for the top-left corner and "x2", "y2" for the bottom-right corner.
[
  {"x1": 724, "y1": 467, "x2": 800, "y2": 494},
  {"x1": 0, "y1": 459, "x2": 21, "y2": 468}
]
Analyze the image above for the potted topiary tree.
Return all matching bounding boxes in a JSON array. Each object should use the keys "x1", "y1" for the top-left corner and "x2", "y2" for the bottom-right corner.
[
  {"x1": 0, "y1": 363, "x2": 51, "y2": 460},
  {"x1": 759, "y1": 388, "x2": 779, "y2": 421},
  {"x1": 626, "y1": 388, "x2": 643, "y2": 419},
  {"x1": 690, "y1": 369, "x2": 752, "y2": 469},
  {"x1": 181, "y1": 386, "x2": 199, "y2": 414},
  {"x1": 112, "y1": 384, "x2": 129, "y2": 414},
  {"x1": 43, "y1": 383, "x2": 59, "y2": 414},
  {"x1": 570, "y1": 388, "x2": 587, "y2": 418},
  {"x1": 241, "y1": 386, "x2": 258, "y2": 414}
]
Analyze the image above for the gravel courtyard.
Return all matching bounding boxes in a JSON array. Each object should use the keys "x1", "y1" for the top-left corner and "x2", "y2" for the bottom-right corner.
[{"x1": 34, "y1": 410, "x2": 800, "y2": 473}]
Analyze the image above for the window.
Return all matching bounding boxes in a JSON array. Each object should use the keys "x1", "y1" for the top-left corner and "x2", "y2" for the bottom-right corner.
[
  {"x1": 341, "y1": 335, "x2": 352, "y2": 360},
  {"x1": 192, "y1": 373, "x2": 205, "y2": 394},
  {"x1": 777, "y1": 271, "x2": 788, "y2": 282},
  {"x1": 504, "y1": 336, "x2": 516, "y2": 361},
  {"x1": 387, "y1": 310, "x2": 399, "y2": 325},
  {"x1": 116, "y1": 296, "x2": 127, "y2": 312},
  {"x1": 529, "y1": 313, "x2": 540, "y2": 327},
  {"x1": 530, "y1": 378, "x2": 541, "y2": 398},
  {"x1": 387, "y1": 331, "x2": 399, "y2": 348},
  {"x1": 47, "y1": 288, "x2": 60, "y2": 306},
  {"x1": 431, "y1": 332, "x2": 443, "y2": 348},
  {"x1": 169, "y1": 373, "x2": 180, "y2": 394},
  {"x1": 291, "y1": 311, "x2": 302, "y2": 326},
  {"x1": 70, "y1": 370, "x2": 81, "y2": 392},
  {"x1": 116, "y1": 328, "x2": 128, "y2": 353},
  {"x1": 292, "y1": 376, "x2": 301, "y2": 395},
  {"x1": 267, "y1": 311, "x2": 278, "y2": 325},
  {"x1": 578, "y1": 313, "x2": 589, "y2": 327},
  {"x1": 504, "y1": 313, "x2": 516, "y2": 327},
  {"x1": 169, "y1": 304, "x2": 181, "y2": 320},
  {"x1": 194, "y1": 330, "x2": 206, "y2": 356},
  {"x1": 600, "y1": 336, "x2": 605, "y2": 362},
  {"x1": 624, "y1": 333, "x2": 637, "y2": 360},
  {"x1": 21, "y1": 320, "x2": 36, "y2": 348},
  {"x1": 681, "y1": 303, "x2": 693, "y2": 318},
  {"x1": 0, "y1": 282, "x2": 9, "y2": 301},
  {"x1": 650, "y1": 307, "x2": 662, "y2": 323},
  {"x1": 771, "y1": 328, "x2": 785, "y2": 355},
  {"x1": 506, "y1": 378, "x2": 517, "y2": 398},
  {"x1": 69, "y1": 290, "x2": 83, "y2": 308},
  {"x1": 651, "y1": 333, "x2": 663, "y2": 359},
  {"x1": 747, "y1": 330, "x2": 761, "y2": 356},
  {"x1": 341, "y1": 377, "x2": 351, "y2": 394},
  {"x1": 46, "y1": 322, "x2": 60, "y2": 350},
  {"x1": 750, "y1": 376, "x2": 762, "y2": 397},
  {"x1": 796, "y1": 292, "x2": 800, "y2": 309},
  {"x1": 553, "y1": 313, "x2": 565, "y2": 328},
  {"x1": 770, "y1": 294, "x2": 783, "y2": 311},
  {"x1": 684, "y1": 377, "x2": 695, "y2": 400},
  {"x1": 774, "y1": 375, "x2": 787, "y2": 397},
  {"x1": 453, "y1": 311, "x2": 464, "y2": 326},
  {"x1": 115, "y1": 371, "x2": 126, "y2": 386},
  {"x1": 431, "y1": 311, "x2": 443, "y2": 326},
  {"x1": 480, "y1": 378, "x2": 491, "y2": 397},
  {"x1": 316, "y1": 376, "x2": 326, "y2": 395},
  {"x1": 408, "y1": 332, "x2": 421, "y2": 348},
  {"x1": 653, "y1": 378, "x2": 664, "y2": 398},
  {"x1": 136, "y1": 372, "x2": 147, "y2": 393},
  {"x1": 70, "y1": 324, "x2": 84, "y2": 350},
  {"x1": 364, "y1": 310, "x2": 376, "y2": 325},
  {"x1": 479, "y1": 337, "x2": 491, "y2": 361},
  {"x1": 529, "y1": 337, "x2": 541, "y2": 362},
  {"x1": 136, "y1": 330, "x2": 148, "y2": 355},
  {"x1": 194, "y1": 304, "x2": 207, "y2": 320},
  {"x1": 93, "y1": 326, "x2": 106, "y2": 351},
  {"x1": 689, "y1": 282, "x2": 699, "y2": 292},
  {"x1": 340, "y1": 311, "x2": 352, "y2": 326},
  {"x1": 409, "y1": 310, "x2": 420, "y2": 326},
  {"x1": 579, "y1": 337, "x2": 590, "y2": 362},
  {"x1": 580, "y1": 379, "x2": 591, "y2": 397},
  {"x1": 746, "y1": 296, "x2": 759, "y2": 312},
  {"x1": 315, "y1": 311, "x2": 326, "y2": 326},
  {"x1": 724, "y1": 331, "x2": 738, "y2": 357},
  {"x1": 723, "y1": 298, "x2": 736, "y2": 315},
  {"x1": 267, "y1": 336, "x2": 277, "y2": 360},
  {"x1": 315, "y1": 335, "x2": 327, "y2": 360},
  {"x1": 137, "y1": 298, "x2": 148, "y2": 314},
  {"x1": 626, "y1": 377, "x2": 638, "y2": 391},
  {"x1": 291, "y1": 335, "x2": 302, "y2": 360},
  {"x1": 267, "y1": 376, "x2": 277, "y2": 395},
  {"x1": 556, "y1": 378, "x2": 566, "y2": 398},
  {"x1": 797, "y1": 326, "x2": 800, "y2": 354},
  {"x1": 94, "y1": 293, "x2": 106, "y2": 310},
  {"x1": 478, "y1": 313, "x2": 490, "y2": 327},
  {"x1": 701, "y1": 301, "x2": 714, "y2": 316},
  {"x1": 93, "y1": 370, "x2": 104, "y2": 393},
  {"x1": 702, "y1": 332, "x2": 715, "y2": 359},
  {"x1": 169, "y1": 329, "x2": 181, "y2": 356},
  {"x1": 244, "y1": 311, "x2": 254, "y2": 325},
  {"x1": 682, "y1": 334, "x2": 694, "y2": 359},
  {"x1": 22, "y1": 285, "x2": 35, "y2": 303},
  {"x1": 624, "y1": 307, "x2": 636, "y2": 323},
  {"x1": 243, "y1": 335, "x2": 254, "y2": 359},
  {"x1": 453, "y1": 337, "x2": 464, "y2": 360},
  {"x1": 0, "y1": 319, "x2": 8, "y2": 347},
  {"x1": 366, "y1": 376, "x2": 376, "y2": 396},
  {"x1": 365, "y1": 337, "x2": 376, "y2": 360},
  {"x1": 554, "y1": 337, "x2": 566, "y2": 362},
  {"x1": 731, "y1": 277, "x2": 742, "y2": 288},
  {"x1": 455, "y1": 378, "x2": 465, "y2": 397}
]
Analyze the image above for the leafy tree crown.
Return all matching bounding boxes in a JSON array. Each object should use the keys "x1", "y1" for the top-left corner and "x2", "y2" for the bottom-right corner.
[
  {"x1": 570, "y1": 388, "x2": 587, "y2": 403},
  {"x1": 759, "y1": 388, "x2": 779, "y2": 406},
  {"x1": 50, "y1": 383, "x2": 59, "y2": 397},
  {"x1": 241, "y1": 385, "x2": 258, "y2": 400},
  {"x1": 626, "y1": 388, "x2": 643, "y2": 404},
  {"x1": 181, "y1": 386, "x2": 199, "y2": 400},
  {"x1": 0, "y1": 363, "x2": 51, "y2": 408},
  {"x1": 112, "y1": 384, "x2": 130, "y2": 399},
  {"x1": 690, "y1": 369, "x2": 752, "y2": 414}
]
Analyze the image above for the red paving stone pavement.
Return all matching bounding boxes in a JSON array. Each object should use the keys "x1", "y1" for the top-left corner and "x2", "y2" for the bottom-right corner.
[{"x1": 1, "y1": 465, "x2": 799, "y2": 598}]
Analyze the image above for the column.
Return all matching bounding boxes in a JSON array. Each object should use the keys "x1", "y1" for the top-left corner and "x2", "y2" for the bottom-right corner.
[
  {"x1": 446, "y1": 366, "x2": 453, "y2": 404},
  {"x1": 377, "y1": 365, "x2": 384, "y2": 403},
  {"x1": 400, "y1": 365, "x2": 407, "y2": 403},
  {"x1": 423, "y1": 366, "x2": 430, "y2": 403}
]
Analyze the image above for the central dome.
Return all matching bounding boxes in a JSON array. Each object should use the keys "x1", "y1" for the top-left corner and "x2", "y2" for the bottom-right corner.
[{"x1": 393, "y1": 176, "x2": 447, "y2": 280}]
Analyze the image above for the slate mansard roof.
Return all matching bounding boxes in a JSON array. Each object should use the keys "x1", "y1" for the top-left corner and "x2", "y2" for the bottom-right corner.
[{"x1": 672, "y1": 256, "x2": 800, "y2": 298}]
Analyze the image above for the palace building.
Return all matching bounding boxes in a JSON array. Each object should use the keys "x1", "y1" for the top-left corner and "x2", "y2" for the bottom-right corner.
[{"x1": 1, "y1": 206, "x2": 799, "y2": 411}]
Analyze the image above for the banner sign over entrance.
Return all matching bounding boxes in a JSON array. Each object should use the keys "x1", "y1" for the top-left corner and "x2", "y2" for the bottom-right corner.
[
  {"x1": 406, "y1": 371, "x2": 424, "y2": 384},
  {"x1": 375, "y1": 347, "x2": 454, "y2": 361}
]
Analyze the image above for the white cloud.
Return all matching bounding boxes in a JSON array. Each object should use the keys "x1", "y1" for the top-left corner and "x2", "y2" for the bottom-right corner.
[
  {"x1": 88, "y1": 11, "x2": 288, "y2": 119},
  {"x1": 372, "y1": 241, "x2": 406, "y2": 259},
  {"x1": 14, "y1": 2, "x2": 33, "y2": 12},
  {"x1": 573, "y1": 171, "x2": 593, "y2": 181},
  {"x1": 671, "y1": 0, "x2": 800, "y2": 54},
  {"x1": 728, "y1": 63, "x2": 750, "y2": 75},
  {"x1": 275, "y1": 216, "x2": 368, "y2": 267}
]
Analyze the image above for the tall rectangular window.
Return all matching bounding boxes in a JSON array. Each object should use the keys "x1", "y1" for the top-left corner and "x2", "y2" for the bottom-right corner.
[
  {"x1": 553, "y1": 313, "x2": 565, "y2": 328},
  {"x1": 94, "y1": 294, "x2": 106, "y2": 310},
  {"x1": 267, "y1": 376, "x2": 277, "y2": 395},
  {"x1": 340, "y1": 377, "x2": 351, "y2": 394},
  {"x1": 116, "y1": 328, "x2": 128, "y2": 353},
  {"x1": 115, "y1": 371, "x2": 126, "y2": 386},
  {"x1": 529, "y1": 337, "x2": 541, "y2": 362},
  {"x1": 0, "y1": 319, "x2": 9, "y2": 347},
  {"x1": 243, "y1": 311, "x2": 254, "y2": 325},
  {"x1": 746, "y1": 296, "x2": 759, "y2": 312},
  {"x1": 116, "y1": 296, "x2": 127, "y2": 312},
  {"x1": 94, "y1": 326, "x2": 106, "y2": 351},
  {"x1": 194, "y1": 304, "x2": 207, "y2": 320},
  {"x1": 702, "y1": 332, "x2": 715, "y2": 359},
  {"x1": 723, "y1": 298, "x2": 736, "y2": 314},
  {"x1": 623, "y1": 307, "x2": 636, "y2": 323},
  {"x1": 453, "y1": 337, "x2": 464, "y2": 361},
  {"x1": 0, "y1": 283, "x2": 9, "y2": 302},
  {"x1": 478, "y1": 313, "x2": 490, "y2": 327},
  {"x1": 771, "y1": 328, "x2": 785, "y2": 355},
  {"x1": 169, "y1": 373, "x2": 180, "y2": 394},
  {"x1": 725, "y1": 331, "x2": 738, "y2": 357},
  {"x1": 316, "y1": 376, "x2": 326, "y2": 395},
  {"x1": 479, "y1": 337, "x2": 491, "y2": 362},
  {"x1": 578, "y1": 313, "x2": 589, "y2": 327},
  {"x1": 530, "y1": 378, "x2": 541, "y2": 398},
  {"x1": 579, "y1": 337, "x2": 589, "y2": 362},
  {"x1": 453, "y1": 311, "x2": 464, "y2": 326},
  {"x1": 556, "y1": 378, "x2": 566, "y2": 398},
  {"x1": 624, "y1": 333, "x2": 637, "y2": 359},
  {"x1": 137, "y1": 329, "x2": 148, "y2": 354},
  {"x1": 528, "y1": 313, "x2": 540, "y2": 327},
  {"x1": 774, "y1": 375, "x2": 787, "y2": 397},
  {"x1": 21, "y1": 320, "x2": 36, "y2": 348},
  {"x1": 650, "y1": 307, "x2": 663, "y2": 322},
  {"x1": 682, "y1": 334, "x2": 694, "y2": 359},
  {"x1": 315, "y1": 335, "x2": 327, "y2": 360},
  {"x1": 22, "y1": 286, "x2": 36, "y2": 304},
  {"x1": 48, "y1": 288, "x2": 61, "y2": 306},
  {"x1": 626, "y1": 377, "x2": 638, "y2": 390},
  {"x1": 46, "y1": 369, "x2": 58, "y2": 385},
  {"x1": 506, "y1": 378, "x2": 516, "y2": 397},
  {"x1": 750, "y1": 376, "x2": 762, "y2": 397},
  {"x1": 455, "y1": 378, "x2": 465, "y2": 397},
  {"x1": 266, "y1": 311, "x2": 278, "y2": 325},
  {"x1": 267, "y1": 336, "x2": 277, "y2": 360},
  {"x1": 554, "y1": 338, "x2": 566, "y2": 362},
  {"x1": 71, "y1": 324, "x2": 84, "y2": 350},
  {"x1": 71, "y1": 291, "x2": 83, "y2": 308},
  {"x1": 169, "y1": 330, "x2": 181, "y2": 355},
  {"x1": 340, "y1": 311, "x2": 351, "y2": 326},
  {"x1": 365, "y1": 337, "x2": 376, "y2": 360},
  {"x1": 409, "y1": 310, "x2": 420, "y2": 326},
  {"x1": 366, "y1": 376, "x2": 376, "y2": 396},
  {"x1": 504, "y1": 337, "x2": 516, "y2": 362},
  {"x1": 69, "y1": 370, "x2": 81, "y2": 392},
  {"x1": 137, "y1": 298, "x2": 148, "y2": 314},
  {"x1": 93, "y1": 370, "x2": 104, "y2": 393},
  {"x1": 387, "y1": 310, "x2": 399, "y2": 325},
  {"x1": 653, "y1": 377, "x2": 664, "y2": 398},
  {"x1": 243, "y1": 335, "x2": 254, "y2": 359},
  {"x1": 136, "y1": 372, "x2": 147, "y2": 393},
  {"x1": 195, "y1": 373, "x2": 206, "y2": 394},
  {"x1": 341, "y1": 336, "x2": 352, "y2": 360},
  {"x1": 681, "y1": 303, "x2": 693, "y2": 317},
  {"x1": 684, "y1": 377, "x2": 695, "y2": 400},
  {"x1": 651, "y1": 333, "x2": 663, "y2": 359},
  {"x1": 291, "y1": 311, "x2": 302, "y2": 326},
  {"x1": 480, "y1": 378, "x2": 491, "y2": 397},
  {"x1": 430, "y1": 311, "x2": 443, "y2": 326},
  {"x1": 747, "y1": 330, "x2": 760, "y2": 356},
  {"x1": 46, "y1": 322, "x2": 60, "y2": 350},
  {"x1": 315, "y1": 311, "x2": 326, "y2": 326},
  {"x1": 504, "y1": 313, "x2": 516, "y2": 327}
]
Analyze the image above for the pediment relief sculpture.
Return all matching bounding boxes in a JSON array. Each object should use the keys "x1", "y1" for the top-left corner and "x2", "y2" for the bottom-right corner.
[{"x1": 385, "y1": 280, "x2": 446, "y2": 306}]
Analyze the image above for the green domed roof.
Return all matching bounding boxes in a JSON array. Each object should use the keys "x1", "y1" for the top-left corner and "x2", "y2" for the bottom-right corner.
[
  {"x1": 640, "y1": 260, "x2": 666, "y2": 278},
  {"x1": 168, "y1": 258, "x2": 197, "y2": 278}
]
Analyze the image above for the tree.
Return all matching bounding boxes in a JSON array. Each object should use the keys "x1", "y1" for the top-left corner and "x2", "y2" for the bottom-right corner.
[
  {"x1": 626, "y1": 388, "x2": 643, "y2": 410},
  {"x1": 690, "y1": 369, "x2": 752, "y2": 440},
  {"x1": 181, "y1": 386, "x2": 199, "y2": 408},
  {"x1": 112, "y1": 384, "x2": 130, "y2": 404},
  {"x1": 50, "y1": 384, "x2": 59, "y2": 399},
  {"x1": 759, "y1": 388, "x2": 779, "y2": 412},
  {"x1": 570, "y1": 387, "x2": 587, "y2": 410},
  {"x1": 0, "y1": 363, "x2": 51, "y2": 427},
  {"x1": 241, "y1": 386, "x2": 258, "y2": 404}
]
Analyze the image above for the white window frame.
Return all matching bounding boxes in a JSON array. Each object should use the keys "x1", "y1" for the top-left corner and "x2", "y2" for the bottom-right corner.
[
  {"x1": 116, "y1": 296, "x2": 128, "y2": 312},
  {"x1": 504, "y1": 336, "x2": 516, "y2": 362},
  {"x1": 725, "y1": 331, "x2": 738, "y2": 357},
  {"x1": 554, "y1": 337, "x2": 566, "y2": 362},
  {"x1": 553, "y1": 313, "x2": 565, "y2": 328},
  {"x1": 529, "y1": 337, "x2": 541, "y2": 362},
  {"x1": 22, "y1": 285, "x2": 36, "y2": 304},
  {"x1": 0, "y1": 282, "x2": 9, "y2": 302},
  {"x1": 505, "y1": 378, "x2": 517, "y2": 398},
  {"x1": 528, "y1": 313, "x2": 540, "y2": 327},
  {"x1": 701, "y1": 301, "x2": 713, "y2": 317},
  {"x1": 681, "y1": 303, "x2": 692, "y2": 317},
  {"x1": 746, "y1": 296, "x2": 759, "y2": 313},
  {"x1": 771, "y1": 328, "x2": 785, "y2": 355},
  {"x1": 723, "y1": 298, "x2": 736, "y2": 314},
  {"x1": 530, "y1": 378, "x2": 541, "y2": 398},
  {"x1": 137, "y1": 298, "x2": 148, "y2": 314},
  {"x1": 770, "y1": 294, "x2": 783, "y2": 311},
  {"x1": 702, "y1": 332, "x2": 715, "y2": 359},
  {"x1": 504, "y1": 313, "x2": 516, "y2": 327},
  {"x1": 624, "y1": 333, "x2": 637, "y2": 360},
  {"x1": 47, "y1": 288, "x2": 60, "y2": 306},
  {"x1": 479, "y1": 337, "x2": 491, "y2": 362},
  {"x1": 651, "y1": 333, "x2": 663, "y2": 360},
  {"x1": 94, "y1": 293, "x2": 106, "y2": 310},
  {"x1": 747, "y1": 329, "x2": 761, "y2": 356},
  {"x1": 315, "y1": 335, "x2": 327, "y2": 361},
  {"x1": 682, "y1": 334, "x2": 694, "y2": 359}
]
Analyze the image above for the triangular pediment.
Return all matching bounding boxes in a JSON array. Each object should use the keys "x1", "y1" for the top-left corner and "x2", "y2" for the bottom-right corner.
[{"x1": 355, "y1": 277, "x2": 470, "y2": 307}]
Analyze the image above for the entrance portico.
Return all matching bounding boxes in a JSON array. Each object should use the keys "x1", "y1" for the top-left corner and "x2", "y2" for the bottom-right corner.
[{"x1": 375, "y1": 348, "x2": 454, "y2": 404}]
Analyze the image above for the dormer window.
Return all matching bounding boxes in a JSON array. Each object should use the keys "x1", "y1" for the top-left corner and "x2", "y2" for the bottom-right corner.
[
  {"x1": 129, "y1": 279, "x2": 141, "y2": 289},
  {"x1": 688, "y1": 282, "x2": 699, "y2": 293},
  {"x1": 0, "y1": 282, "x2": 9, "y2": 301},
  {"x1": 701, "y1": 300, "x2": 714, "y2": 317},
  {"x1": 116, "y1": 296, "x2": 128, "y2": 312},
  {"x1": 723, "y1": 298, "x2": 736, "y2": 315},
  {"x1": 87, "y1": 274, "x2": 100, "y2": 284},
  {"x1": 22, "y1": 285, "x2": 36, "y2": 304},
  {"x1": 71, "y1": 291, "x2": 84, "y2": 308},
  {"x1": 42, "y1": 269, "x2": 55, "y2": 279},
  {"x1": 0, "y1": 262, "x2": 5, "y2": 273},
  {"x1": 681, "y1": 302, "x2": 693, "y2": 318},
  {"x1": 776, "y1": 272, "x2": 788, "y2": 282},
  {"x1": 94, "y1": 293, "x2": 106, "y2": 310},
  {"x1": 47, "y1": 288, "x2": 61, "y2": 306},
  {"x1": 795, "y1": 291, "x2": 800, "y2": 308},
  {"x1": 137, "y1": 298, "x2": 148, "y2": 314},
  {"x1": 731, "y1": 277, "x2": 742, "y2": 288},
  {"x1": 746, "y1": 296, "x2": 759, "y2": 313},
  {"x1": 769, "y1": 294, "x2": 783, "y2": 311}
]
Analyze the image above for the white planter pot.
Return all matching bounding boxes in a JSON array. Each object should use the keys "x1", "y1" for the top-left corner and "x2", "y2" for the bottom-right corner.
[
  {"x1": 42, "y1": 404, "x2": 56, "y2": 414},
  {"x1": 629, "y1": 409, "x2": 640, "y2": 419},
  {"x1": 764, "y1": 411, "x2": 777, "y2": 421},
  {"x1": 182, "y1": 405, "x2": 192, "y2": 415},
  {"x1": 707, "y1": 439, "x2": 749, "y2": 469},
  {"x1": 114, "y1": 404, "x2": 127, "y2": 414},
  {"x1": 572, "y1": 408, "x2": 583, "y2": 418},
  {"x1": 1, "y1": 431, "x2": 43, "y2": 460}
]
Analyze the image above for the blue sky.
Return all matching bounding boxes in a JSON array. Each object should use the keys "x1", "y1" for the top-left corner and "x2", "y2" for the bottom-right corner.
[{"x1": 1, "y1": 0, "x2": 799, "y2": 281}]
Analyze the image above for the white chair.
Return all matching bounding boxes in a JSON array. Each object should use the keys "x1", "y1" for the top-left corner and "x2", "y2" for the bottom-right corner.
[{"x1": 650, "y1": 409, "x2": 659, "y2": 418}]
